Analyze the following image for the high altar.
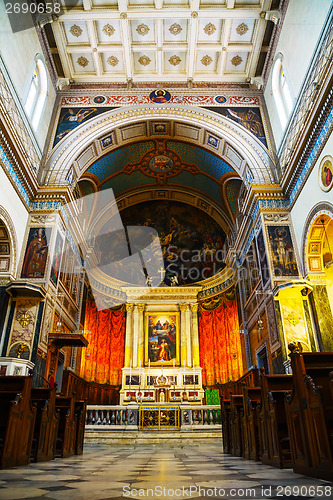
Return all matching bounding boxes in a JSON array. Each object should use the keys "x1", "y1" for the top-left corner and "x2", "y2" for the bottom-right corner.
[{"x1": 119, "y1": 287, "x2": 204, "y2": 404}]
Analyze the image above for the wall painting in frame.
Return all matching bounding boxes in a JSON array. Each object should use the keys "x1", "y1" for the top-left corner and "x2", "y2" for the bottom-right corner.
[
  {"x1": 145, "y1": 312, "x2": 179, "y2": 366},
  {"x1": 266, "y1": 225, "x2": 299, "y2": 278}
]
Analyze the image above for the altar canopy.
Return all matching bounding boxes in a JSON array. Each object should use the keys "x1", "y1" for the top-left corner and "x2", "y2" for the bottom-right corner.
[
  {"x1": 199, "y1": 298, "x2": 243, "y2": 386},
  {"x1": 80, "y1": 301, "x2": 125, "y2": 385}
]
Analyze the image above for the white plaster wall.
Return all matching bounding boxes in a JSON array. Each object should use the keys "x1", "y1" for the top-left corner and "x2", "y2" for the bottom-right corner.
[
  {"x1": 0, "y1": 3, "x2": 56, "y2": 150},
  {"x1": 0, "y1": 168, "x2": 29, "y2": 276},
  {"x1": 291, "y1": 130, "x2": 333, "y2": 272},
  {"x1": 264, "y1": 0, "x2": 331, "y2": 148}
]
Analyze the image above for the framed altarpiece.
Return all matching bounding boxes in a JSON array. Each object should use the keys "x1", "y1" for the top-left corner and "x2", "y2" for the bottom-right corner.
[{"x1": 145, "y1": 312, "x2": 180, "y2": 366}]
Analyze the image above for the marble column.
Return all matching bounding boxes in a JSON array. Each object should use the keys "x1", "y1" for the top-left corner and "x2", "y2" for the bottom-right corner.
[
  {"x1": 132, "y1": 305, "x2": 139, "y2": 368},
  {"x1": 185, "y1": 304, "x2": 192, "y2": 367},
  {"x1": 179, "y1": 303, "x2": 187, "y2": 367},
  {"x1": 190, "y1": 303, "x2": 200, "y2": 366},
  {"x1": 124, "y1": 303, "x2": 134, "y2": 368},
  {"x1": 137, "y1": 303, "x2": 145, "y2": 367}
]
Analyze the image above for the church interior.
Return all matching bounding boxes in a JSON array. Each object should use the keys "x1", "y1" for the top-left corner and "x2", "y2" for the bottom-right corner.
[{"x1": 0, "y1": 0, "x2": 333, "y2": 498}]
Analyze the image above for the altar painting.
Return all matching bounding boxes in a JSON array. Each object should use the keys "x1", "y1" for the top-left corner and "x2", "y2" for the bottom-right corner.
[{"x1": 146, "y1": 313, "x2": 179, "y2": 365}]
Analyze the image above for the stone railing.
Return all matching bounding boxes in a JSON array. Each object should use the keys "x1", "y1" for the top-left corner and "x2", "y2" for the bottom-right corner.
[{"x1": 86, "y1": 404, "x2": 221, "y2": 431}]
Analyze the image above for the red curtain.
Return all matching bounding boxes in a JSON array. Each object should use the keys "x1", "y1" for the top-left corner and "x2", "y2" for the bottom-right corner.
[
  {"x1": 199, "y1": 299, "x2": 243, "y2": 386},
  {"x1": 80, "y1": 301, "x2": 125, "y2": 385}
]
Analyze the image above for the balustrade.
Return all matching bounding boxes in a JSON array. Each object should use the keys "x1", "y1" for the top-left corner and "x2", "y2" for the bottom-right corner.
[{"x1": 86, "y1": 404, "x2": 221, "y2": 430}]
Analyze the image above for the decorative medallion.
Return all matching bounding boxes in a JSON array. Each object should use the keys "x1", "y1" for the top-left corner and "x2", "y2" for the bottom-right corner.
[
  {"x1": 149, "y1": 155, "x2": 174, "y2": 173},
  {"x1": 93, "y1": 95, "x2": 107, "y2": 104},
  {"x1": 102, "y1": 24, "x2": 115, "y2": 37},
  {"x1": 18, "y1": 312, "x2": 32, "y2": 328},
  {"x1": 169, "y1": 55, "x2": 181, "y2": 66},
  {"x1": 69, "y1": 24, "x2": 83, "y2": 37},
  {"x1": 138, "y1": 55, "x2": 151, "y2": 66},
  {"x1": 136, "y1": 23, "x2": 150, "y2": 36},
  {"x1": 149, "y1": 89, "x2": 172, "y2": 103},
  {"x1": 236, "y1": 23, "x2": 249, "y2": 36},
  {"x1": 169, "y1": 23, "x2": 182, "y2": 36},
  {"x1": 77, "y1": 56, "x2": 89, "y2": 68},
  {"x1": 107, "y1": 55, "x2": 119, "y2": 67},
  {"x1": 214, "y1": 95, "x2": 227, "y2": 104},
  {"x1": 231, "y1": 55, "x2": 243, "y2": 67},
  {"x1": 319, "y1": 155, "x2": 333, "y2": 192},
  {"x1": 204, "y1": 23, "x2": 216, "y2": 36},
  {"x1": 201, "y1": 55, "x2": 213, "y2": 66}
]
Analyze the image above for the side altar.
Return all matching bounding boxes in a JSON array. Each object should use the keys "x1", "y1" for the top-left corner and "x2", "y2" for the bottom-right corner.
[{"x1": 119, "y1": 287, "x2": 205, "y2": 404}]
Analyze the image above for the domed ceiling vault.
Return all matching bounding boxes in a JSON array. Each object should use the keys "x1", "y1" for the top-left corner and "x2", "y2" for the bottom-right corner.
[{"x1": 81, "y1": 138, "x2": 242, "y2": 223}]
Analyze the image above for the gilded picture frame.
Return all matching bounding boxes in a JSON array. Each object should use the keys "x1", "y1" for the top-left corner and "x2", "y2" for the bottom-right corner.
[{"x1": 145, "y1": 312, "x2": 180, "y2": 366}]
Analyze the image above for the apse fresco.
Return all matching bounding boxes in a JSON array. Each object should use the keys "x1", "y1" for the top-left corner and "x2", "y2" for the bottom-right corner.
[{"x1": 120, "y1": 201, "x2": 227, "y2": 285}]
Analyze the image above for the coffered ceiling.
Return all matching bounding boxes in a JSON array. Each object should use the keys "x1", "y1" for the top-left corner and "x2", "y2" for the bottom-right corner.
[{"x1": 47, "y1": 0, "x2": 274, "y2": 84}]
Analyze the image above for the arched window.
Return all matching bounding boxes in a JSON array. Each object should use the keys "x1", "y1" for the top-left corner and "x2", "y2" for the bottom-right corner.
[
  {"x1": 272, "y1": 53, "x2": 294, "y2": 128},
  {"x1": 24, "y1": 55, "x2": 48, "y2": 131}
]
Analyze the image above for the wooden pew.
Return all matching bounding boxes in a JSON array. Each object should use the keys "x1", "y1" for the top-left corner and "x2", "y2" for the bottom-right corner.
[
  {"x1": 242, "y1": 386, "x2": 261, "y2": 461},
  {"x1": 221, "y1": 398, "x2": 231, "y2": 454},
  {"x1": 74, "y1": 400, "x2": 87, "y2": 455},
  {"x1": 230, "y1": 395, "x2": 244, "y2": 457},
  {"x1": 0, "y1": 376, "x2": 36, "y2": 468},
  {"x1": 285, "y1": 345, "x2": 333, "y2": 481},
  {"x1": 258, "y1": 372, "x2": 293, "y2": 468},
  {"x1": 30, "y1": 387, "x2": 59, "y2": 462},
  {"x1": 55, "y1": 396, "x2": 76, "y2": 458}
]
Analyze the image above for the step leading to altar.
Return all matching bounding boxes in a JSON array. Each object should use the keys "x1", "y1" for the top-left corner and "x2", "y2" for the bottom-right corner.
[{"x1": 84, "y1": 429, "x2": 222, "y2": 445}]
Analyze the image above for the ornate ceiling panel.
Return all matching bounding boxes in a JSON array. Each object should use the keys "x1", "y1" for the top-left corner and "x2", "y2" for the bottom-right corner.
[{"x1": 50, "y1": 0, "x2": 273, "y2": 84}]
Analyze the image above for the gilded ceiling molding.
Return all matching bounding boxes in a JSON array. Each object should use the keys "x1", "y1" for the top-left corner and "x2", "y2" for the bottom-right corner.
[
  {"x1": 107, "y1": 56, "x2": 119, "y2": 67},
  {"x1": 204, "y1": 23, "x2": 216, "y2": 36},
  {"x1": 69, "y1": 25, "x2": 83, "y2": 37},
  {"x1": 102, "y1": 24, "x2": 115, "y2": 37},
  {"x1": 231, "y1": 55, "x2": 243, "y2": 67}
]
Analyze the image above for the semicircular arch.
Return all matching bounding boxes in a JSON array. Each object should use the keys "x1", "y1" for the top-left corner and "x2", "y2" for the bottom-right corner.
[{"x1": 42, "y1": 105, "x2": 277, "y2": 187}]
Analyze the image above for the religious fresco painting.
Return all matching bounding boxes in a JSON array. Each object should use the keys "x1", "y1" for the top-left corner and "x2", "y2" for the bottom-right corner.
[
  {"x1": 256, "y1": 228, "x2": 270, "y2": 286},
  {"x1": 21, "y1": 227, "x2": 52, "y2": 279},
  {"x1": 120, "y1": 201, "x2": 226, "y2": 285},
  {"x1": 50, "y1": 231, "x2": 64, "y2": 287},
  {"x1": 267, "y1": 225, "x2": 299, "y2": 278},
  {"x1": 146, "y1": 312, "x2": 179, "y2": 366},
  {"x1": 149, "y1": 89, "x2": 172, "y2": 103},
  {"x1": 53, "y1": 107, "x2": 116, "y2": 146},
  {"x1": 206, "y1": 106, "x2": 267, "y2": 148}
]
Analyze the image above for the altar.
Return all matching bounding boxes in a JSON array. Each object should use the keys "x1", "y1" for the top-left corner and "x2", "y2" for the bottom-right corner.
[{"x1": 119, "y1": 287, "x2": 205, "y2": 405}]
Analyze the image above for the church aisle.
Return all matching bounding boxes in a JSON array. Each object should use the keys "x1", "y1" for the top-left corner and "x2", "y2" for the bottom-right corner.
[{"x1": 0, "y1": 443, "x2": 331, "y2": 500}]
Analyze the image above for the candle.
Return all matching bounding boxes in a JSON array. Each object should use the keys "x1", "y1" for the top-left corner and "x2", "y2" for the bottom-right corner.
[
  {"x1": 193, "y1": 358, "x2": 195, "y2": 386},
  {"x1": 139, "y1": 360, "x2": 141, "y2": 387},
  {"x1": 183, "y1": 360, "x2": 186, "y2": 386},
  {"x1": 148, "y1": 359, "x2": 151, "y2": 386},
  {"x1": 129, "y1": 360, "x2": 132, "y2": 384},
  {"x1": 173, "y1": 358, "x2": 175, "y2": 384}
]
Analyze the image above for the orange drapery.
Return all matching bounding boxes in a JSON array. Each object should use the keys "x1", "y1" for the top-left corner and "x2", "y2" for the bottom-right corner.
[
  {"x1": 80, "y1": 301, "x2": 125, "y2": 385},
  {"x1": 199, "y1": 299, "x2": 243, "y2": 386}
]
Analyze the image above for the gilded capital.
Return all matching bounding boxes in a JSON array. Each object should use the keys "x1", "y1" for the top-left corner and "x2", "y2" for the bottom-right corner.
[
  {"x1": 126, "y1": 303, "x2": 134, "y2": 313},
  {"x1": 137, "y1": 303, "x2": 146, "y2": 313},
  {"x1": 179, "y1": 303, "x2": 188, "y2": 312},
  {"x1": 190, "y1": 303, "x2": 198, "y2": 313}
]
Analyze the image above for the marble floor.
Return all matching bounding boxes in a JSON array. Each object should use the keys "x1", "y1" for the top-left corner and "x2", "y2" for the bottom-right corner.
[{"x1": 0, "y1": 443, "x2": 331, "y2": 500}]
